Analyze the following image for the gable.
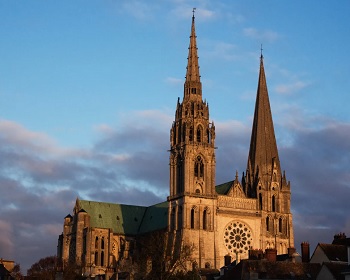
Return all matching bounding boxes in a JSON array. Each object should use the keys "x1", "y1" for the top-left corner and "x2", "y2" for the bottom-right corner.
[
  {"x1": 310, "y1": 243, "x2": 347, "y2": 264},
  {"x1": 227, "y1": 183, "x2": 246, "y2": 198}
]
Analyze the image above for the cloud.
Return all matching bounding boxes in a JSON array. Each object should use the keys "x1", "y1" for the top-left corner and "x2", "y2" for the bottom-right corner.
[
  {"x1": 275, "y1": 80, "x2": 309, "y2": 95},
  {"x1": 202, "y1": 41, "x2": 238, "y2": 61},
  {"x1": 165, "y1": 77, "x2": 183, "y2": 86},
  {"x1": 120, "y1": 0, "x2": 159, "y2": 20},
  {"x1": 1, "y1": 107, "x2": 349, "y2": 272},
  {"x1": 243, "y1": 27, "x2": 279, "y2": 42}
]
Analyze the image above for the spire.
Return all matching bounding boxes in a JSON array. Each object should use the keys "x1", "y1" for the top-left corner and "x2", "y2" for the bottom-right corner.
[
  {"x1": 247, "y1": 54, "x2": 281, "y2": 189},
  {"x1": 185, "y1": 9, "x2": 200, "y2": 83}
]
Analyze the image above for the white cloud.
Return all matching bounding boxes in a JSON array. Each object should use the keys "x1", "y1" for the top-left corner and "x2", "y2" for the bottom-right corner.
[
  {"x1": 275, "y1": 80, "x2": 309, "y2": 95},
  {"x1": 243, "y1": 27, "x2": 279, "y2": 42}
]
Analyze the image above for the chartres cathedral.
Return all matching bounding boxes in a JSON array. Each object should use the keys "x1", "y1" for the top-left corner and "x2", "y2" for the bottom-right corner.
[{"x1": 57, "y1": 14, "x2": 294, "y2": 278}]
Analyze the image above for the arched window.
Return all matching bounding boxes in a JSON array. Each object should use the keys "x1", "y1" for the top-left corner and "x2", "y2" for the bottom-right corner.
[
  {"x1": 176, "y1": 156, "x2": 183, "y2": 194},
  {"x1": 272, "y1": 196, "x2": 276, "y2": 212},
  {"x1": 95, "y1": 251, "x2": 99, "y2": 265},
  {"x1": 259, "y1": 193, "x2": 263, "y2": 210},
  {"x1": 190, "y1": 208, "x2": 195, "y2": 229},
  {"x1": 194, "y1": 156, "x2": 204, "y2": 178},
  {"x1": 95, "y1": 237, "x2": 99, "y2": 249},
  {"x1": 101, "y1": 237, "x2": 104, "y2": 249},
  {"x1": 189, "y1": 126, "x2": 193, "y2": 142},
  {"x1": 100, "y1": 251, "x2": 104, "y2": 266},
  {"x1": 203, "y1": 209, "x2": 207, "y2": 230},
  {"x1": 197, "y1": 126, "x2": 202, "y2": 142},
  {"x1": 279, "y1": 218, "x2": 283, "y2": 233},
  {"x1": 177, "y1": 206, "x2": 183, "y2": 230},
  {"x1": 266, "y1": 217, "x2": 270, "y2": 231}
]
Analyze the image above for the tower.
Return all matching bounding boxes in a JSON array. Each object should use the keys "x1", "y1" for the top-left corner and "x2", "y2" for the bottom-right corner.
[
  {"x1": 168, "y1": 13, "x2": 217, "y2": 269},
  {"x1": 245, "y1": 53, "x2": 294, "y2": 252}
]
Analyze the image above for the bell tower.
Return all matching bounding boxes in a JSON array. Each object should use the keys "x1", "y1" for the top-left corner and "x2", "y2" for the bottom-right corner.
[
  {"x1": 168, "y1": 12, "x2": 217, "y2": 269},
  {"x1": 245, "y1": 53, "x2": 294, "y2": 253}
]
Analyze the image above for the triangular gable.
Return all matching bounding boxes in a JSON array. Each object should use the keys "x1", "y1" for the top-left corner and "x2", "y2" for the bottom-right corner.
[{"x1": 227, "y1": 183, "x2": 246, "y2": 198}]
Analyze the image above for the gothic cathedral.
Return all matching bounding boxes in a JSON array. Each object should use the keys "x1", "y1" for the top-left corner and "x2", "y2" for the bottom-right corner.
[{"x1": 57, "y1": 14, "x2": 294, "y2": 278}]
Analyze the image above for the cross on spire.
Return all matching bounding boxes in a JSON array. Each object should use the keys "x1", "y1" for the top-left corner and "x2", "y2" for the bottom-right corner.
[{"x1": 192, "y1": 7, "x2": 196, "y2": 17}]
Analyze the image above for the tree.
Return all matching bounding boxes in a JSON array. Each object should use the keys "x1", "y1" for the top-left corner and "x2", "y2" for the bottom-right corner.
[
  {"x1": 11, "y1": 263, "x2": 23, "y2": 280},
  {"x1": 27, "y1": 256, "x2": 85, "y2": 280},
  {"x1": 27, "y1": 256, "x2": 57, "y2": 280},
  {"x1": 132, "y1": 231, "x2": 196, "y2": 280}
]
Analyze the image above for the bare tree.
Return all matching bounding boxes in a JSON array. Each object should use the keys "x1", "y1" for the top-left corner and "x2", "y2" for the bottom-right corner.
[{"x1": 27, "y1": 256, "x2": 57, "y2": 280}]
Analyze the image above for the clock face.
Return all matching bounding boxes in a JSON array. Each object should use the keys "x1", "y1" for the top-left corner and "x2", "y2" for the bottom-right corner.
[{"x1": 223, "y1": 221, "x2": 253, "y2": 255}]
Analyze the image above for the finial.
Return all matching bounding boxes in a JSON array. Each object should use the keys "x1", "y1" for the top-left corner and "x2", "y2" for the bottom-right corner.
[
  {"x1": 260, "y1": 44, "x2": 263, "y2": 59},
  {"x1": 192, "y1": 7, "x2": 196, "y2": 18}
]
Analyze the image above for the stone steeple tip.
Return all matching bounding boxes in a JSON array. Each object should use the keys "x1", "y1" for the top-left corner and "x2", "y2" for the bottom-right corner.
[
  {"x1": 185, "y1": 9, "x2": 201, "y2": 84},
  {"x1": 246, "y1": 53, "x2": 281, "y2": 190}
]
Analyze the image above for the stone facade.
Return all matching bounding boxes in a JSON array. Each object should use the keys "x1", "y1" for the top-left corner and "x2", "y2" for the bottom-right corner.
[{"x1": 57, "y1": 14, "x2": 294, "y2": 278}]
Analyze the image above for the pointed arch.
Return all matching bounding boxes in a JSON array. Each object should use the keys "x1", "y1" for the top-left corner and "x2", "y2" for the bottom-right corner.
[
  {"x1": 189, "y1": 126, "x2": 193, "y2": 142},
  {"x1": 272, "y1": 195, "x2": 276, "y2": 212},
  {"x1": 196, "y1": 125, "x2": 203, "y2": 142},
  {"x1": 203, "y1": 209, "x2": 207, "y2": 230},
  {"x1": 95, "y1": 237, "x2": 99, "y2": 249},
  {"x1": 190, "y1": 208, "x2": 195, "y2": 229},
  {"x1": 101, "y1": 237, "x2": 104, "y2": 249},
  {"x1": 207, "y1": 128, "x2": 210, "y2": 143},
  {"x1": 194, "y1": 156, "x2": 204, "y2": 178},
  {"x1": 259, "y1": 193, "x2": 263, "y2": 210},
  {"x1": 279, "y1": 217, "x2": 283, "y2": 233},
  {"x1": 176, "y1": 155, "x2": 183, "y2": 194},
  {"x1": 100, "y1": 251, "x2": 104, "y2": 266},
  {"x1": 266, "y1": 216, "x2": 270, "y2": 232}
]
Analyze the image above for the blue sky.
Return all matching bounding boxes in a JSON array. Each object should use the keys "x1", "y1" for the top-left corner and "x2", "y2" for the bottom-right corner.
[{"x1": 0, "y1": 0, "x2": 350, "y2": 274}]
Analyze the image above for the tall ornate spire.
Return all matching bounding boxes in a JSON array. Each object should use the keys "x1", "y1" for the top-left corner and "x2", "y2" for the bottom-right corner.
[
  {"x1": 184, "y1": 9, "x2": 202, "y2": 100},
  {"x1": 246, "y1": 54, "x2": 281, "y2": 192}
]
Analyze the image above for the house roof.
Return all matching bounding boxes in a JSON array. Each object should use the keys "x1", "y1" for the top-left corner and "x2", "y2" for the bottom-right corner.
[
  {"x1": 220, "y1": 260, "x2": 321, "y2": 280},
  {"x1": 78, "y1": 200, "x2": 168, "y2": 235},
  {"x1": 322, "y1": 262, "x2": 348, "y2": 280},
  {"x1": 319, "y1": 243, "x2": 348, "y2": 262}
]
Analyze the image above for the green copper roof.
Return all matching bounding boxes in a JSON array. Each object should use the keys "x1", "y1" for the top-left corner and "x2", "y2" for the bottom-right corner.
[
  {"x1": 78, "y1": 200, "x2": 168, "y2": 235},
  {"x1": 138, "y1": 201, "x2": 168, "y2": 234},
  {"x1": 215, "y1": 180, "x2": 233, "y2": 195}
]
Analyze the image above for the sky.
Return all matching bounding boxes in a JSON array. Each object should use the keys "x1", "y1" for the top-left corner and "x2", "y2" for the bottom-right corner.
[{"x1": 0, "y1": 0, "x2": 350, "y2": 274}]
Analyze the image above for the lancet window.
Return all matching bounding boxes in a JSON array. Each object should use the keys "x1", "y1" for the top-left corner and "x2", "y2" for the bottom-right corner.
[
  {"x1": 190, "y1": 208, "x2": 195, "y2": 229},
  {"x1": 272, "y1": 195, "x2": 276, "y2": 212},
  {"x1": 194, "y1": 156, "x2": 204, "y2": 178},
  {"x1": 197, "y1": 125, "x2": 202, "y2": 142}
]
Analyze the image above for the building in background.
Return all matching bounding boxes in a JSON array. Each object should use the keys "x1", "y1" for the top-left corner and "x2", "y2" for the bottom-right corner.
[{"x1": 57, "y1": 13, "x2": 294, "y2": 279}]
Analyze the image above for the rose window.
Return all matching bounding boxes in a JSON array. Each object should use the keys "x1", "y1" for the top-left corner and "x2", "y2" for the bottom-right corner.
[{"x1": 223, "y1": 221, "x2": 253, "y2": 254}]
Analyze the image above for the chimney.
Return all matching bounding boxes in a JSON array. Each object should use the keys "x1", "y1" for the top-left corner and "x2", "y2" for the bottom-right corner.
[
  {"x1": 224, "y1": 254, "x2": 231, "y2": 266},
  {"x1": 332, "y1": 232, "x2": 346, "y2": 244},
  {"x1": 301, "y1": 242, "x2": 310, "y2": 263},
  {"x1": 265, "y1": 248, "x2": 277, "y2": 262},
  {"x1": 249, "y1": 249, "x2": 264, "y2": 260}
]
